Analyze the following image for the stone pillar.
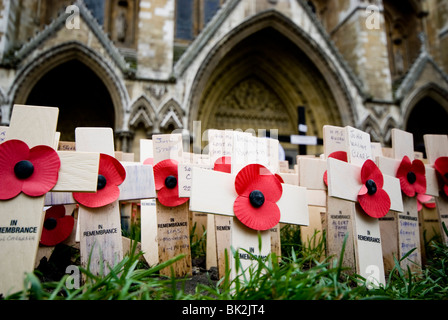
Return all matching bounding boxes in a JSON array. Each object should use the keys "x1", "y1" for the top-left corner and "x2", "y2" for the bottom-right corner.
[
  {"x1": 116, "y1": 130, "x2": 134, "y2": 153},
  {"x1": 327, "y1": 0, "x2": 393, "y2": 102},
  {"x1": 136, "y1": 0, "x2": 174, "y2": 80}
]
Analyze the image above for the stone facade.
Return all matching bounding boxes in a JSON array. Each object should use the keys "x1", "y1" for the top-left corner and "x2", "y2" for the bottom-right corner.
[{"x1": 0, "y1": 0, "x2": 447, "y2": 161}]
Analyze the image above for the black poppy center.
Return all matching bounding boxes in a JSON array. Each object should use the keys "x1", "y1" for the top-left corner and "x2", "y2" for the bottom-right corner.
[
  {"x1": 407, "y1": 171, "x2": 417, "y2": 184},
  {"x1": 97, "y1": 174, "x2": 107, "y2": 190},
  {"x1": 44, "y1": 217, "x2": 57, "y2": 231},
  {"x1": 444, "y1": 173, "x2": 448, "y2": 181},
  {"x1": 249, "y1": 190, "x2": 265, "y2": 208},
  {"x1": 366, "y1": 179, "x2": 377, "y2": 195},
  {"x1": 14, "y1": 160, "x2": 34, "y2": 180},
  {"x1": 165, "y1": 175, "x2": 177, "y2": 189}
]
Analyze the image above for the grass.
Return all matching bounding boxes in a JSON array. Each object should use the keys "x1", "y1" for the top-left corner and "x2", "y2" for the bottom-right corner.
[{"x1": 2, "y1": 222, "x2": 448, "y2": 300}]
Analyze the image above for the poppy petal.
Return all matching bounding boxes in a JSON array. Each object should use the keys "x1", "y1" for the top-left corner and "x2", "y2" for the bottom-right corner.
[
  {"x1": 417, "y1": 193, "x2": 433, "y2": 204},
  {"x1": 396, "y1": 156, "x2": 412, "y2": 180},
  {"x1": 417, "y1": 200, "x2": 423, "y2": 212},
  {"x1": 73, "y1": 154, "x2": 124, "y2": 208},
  {"x1": 73, "y1": 184, "x2": 121, "y2": 208},
  {"x1": 275, "y1": 174, "x2": 284, "y2": 184},
  {"x1": 399, "y1": 175, "x2": 417, "y2": 197},
  {"x1": 234, "y1": 164, "x2": 282, "y2": 203},
  {"x1": 44, "y1": 204, "x2": 66, "y2": 219},
  {"x1": 361, "y1": 159, "x2": 384, "y2": 188},
  {"x1": 143, "y1": 158, "x2": 154, "y2": 166},
  {"x1": 213, "y1": 156, "x2": 231, "y2": 173},
  {"x1": 157, "y1": 186, "x2": 188, "y2": 207},
  {"x1": 40, "y1": 214, "x2": 75, "y2": 247},
  {"x1": 22, "y1": 145, "x2": 61, "y2": 197},
  {"x1": 444, "y1": 184, "x2": 448, "y2": 197},
  {"x1": 0, "y1": 140, "x2": 29, "y2": 200},
  {"x1": 434, "y1": 157, "x2": 448, "y2": 184},
  {"x1": 233, "y1": 196, "x2": 280, "y2": 231},
  {"x1": 413, "y1": 170, "x2": 427, "y2": 195},
  {"x1": 358, "y1": 189, "x2": 391, "y2": 218},
  {"x1": 328, "y1": 151, "x2": 348, "y2": 162},
  {"x1": 153, "y1": 159, "x2": 179, "y2": 190},
  {"x1": 324, "y1": 151, "x2": 348, "y2": 186},
  {"x1": 99, "y1": 154, "x2": 126, "y2": 186}
]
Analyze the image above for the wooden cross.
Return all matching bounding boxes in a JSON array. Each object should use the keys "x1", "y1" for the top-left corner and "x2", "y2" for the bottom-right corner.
[
  {"x1": 74, "y1": 128, "x2": 155, "y2": 277},
  {"x1": 0, "y1": 105, "x2": 100, "y2": 295},
  {"x1": 376, "y1": 129, "x2": 429, "y2": 272},
  {"x1": 140, "y1": 133, "x2": 192, "y2": 277},
  {"x1": 296, "y1": 155, "x2": 327, "y2": 253},
  {"x1": 326, "y1": 126, "x2": 403, "y2": 287},
  {"x1": 190, "y1": 133, "x2": 309, "y2": 281},
  {"x1": 423, "y1": 134, "x2": 448, "y2": 245}
]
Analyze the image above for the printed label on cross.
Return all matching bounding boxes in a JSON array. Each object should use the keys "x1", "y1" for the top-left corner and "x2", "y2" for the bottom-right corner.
[
  {"x1": 140, "y1": 133, "x2": 192, "y2": 277},
  {"x1": 190, "y1": 133, "x2": 309, "y2": 281},
  {"x1": 0, "y1": 105, "x2": 100, "y2": 295},
  {"x1": 424, "y1": 134, "x2": 448, "y2": 245},
  {"x1": 376, "y1": 129, "x2": 426, "y2": 272},
  {"x1": 326, "y1": 126, "x2": 403, "y2": 287},
  {"x1": 74, "y1": 127, "x2": 155, "y2": 278}
]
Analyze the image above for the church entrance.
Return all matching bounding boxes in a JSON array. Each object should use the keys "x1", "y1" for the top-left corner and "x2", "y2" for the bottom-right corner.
[
  {"x1": 191, "y1": 25, "x2": 344, "y2": 162},
  {"x1": 24, "y1": 59, "x2": 115, "y2": 142},
  {"x1": 406, "y1": 96, "x2": 448, "y2": 156}
]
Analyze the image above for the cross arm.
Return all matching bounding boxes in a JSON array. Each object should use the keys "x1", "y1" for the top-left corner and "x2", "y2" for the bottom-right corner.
[
  {"x1": 327, "y1": 157, "x2": 403, "y2": 212},
  {"x1": 189, "y1": 167, "x2": 309, "y2": 226}
]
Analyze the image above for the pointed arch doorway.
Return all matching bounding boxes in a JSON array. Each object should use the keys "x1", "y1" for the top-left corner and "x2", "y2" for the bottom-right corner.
[
  {"x1": 406, "y1": 96, "x2": 448, "y2": 155},
  {"x1": 25, "y1": 59, "x2": 115, "y2": 142},
  {"x1": 189, "y1": 14, "x2": 349, "y2": 160}
]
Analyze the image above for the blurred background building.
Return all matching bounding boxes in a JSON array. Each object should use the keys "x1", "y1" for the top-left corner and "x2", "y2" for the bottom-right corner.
[{"x1": 0, "y1": 0, "x2": 447, "y2": 163}]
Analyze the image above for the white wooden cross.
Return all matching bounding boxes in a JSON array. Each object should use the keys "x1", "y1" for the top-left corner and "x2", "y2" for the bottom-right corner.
[
  {"x1": 74, "y1": 128, "x2": 155, "y2": 277},
  {"x1": 376, "y1": 129, "x2": 433, "y2": 272},
  {"x1": 190, "y1": 132, "x2": 309, "y2": 281},
  {"x1": 296, "y1": 155, "x2": 327, "y2": 252},
  {"x1": 140, "y1": 133, "x2": 193, "y2": 277},
  {"x1": 424, "y1": 134, "x2": 448, "y2": 245},
  {"x1": 326, "y1": 126, "x2": 403, "y2": 287},
  {"x1": 0, "y1": 105, "x2": 100, "y2": 295}
]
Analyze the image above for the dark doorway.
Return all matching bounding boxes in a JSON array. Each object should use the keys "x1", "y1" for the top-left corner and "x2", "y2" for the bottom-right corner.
[
  {"x1": 26, "y1": 59, "x2": 115, "y2": 142},
  {"x1": 406, "y1": 96, "x2": 448, "y2": 157}
]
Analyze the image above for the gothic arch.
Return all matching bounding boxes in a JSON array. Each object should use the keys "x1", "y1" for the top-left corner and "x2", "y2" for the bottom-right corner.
[
  {"x1": 185, "y1": 9, "x2": 358, "y2": 136},
  {"x1": 402, "y1": 82, "x2": 448, "y2": 126},
  {"x1": 360, "y1": 115, "x2": 382, "y2": 143},
  {"x1": 158, "y1": 99, "x2": 184, "y2": 133},
  {"x1": 8, "y1": 41, "x2": 129, "y2": 130},
  {"x1": 382, "y1": 115, "x2": 400, "y2": 146},
  {"x1": 128, "y1": 95, "x2": 157, "y2": 130}
]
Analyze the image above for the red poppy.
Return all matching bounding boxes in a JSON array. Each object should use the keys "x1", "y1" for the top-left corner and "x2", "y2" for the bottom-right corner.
[
  {"x1": 0, "y1": 139, "x2": 61, "y2": 200},
  {"x1": 357, "y1": 159, "x2": 391, "y2": 218},
  {"x1": 233, "y1": 164, "x2": 283, "y2": 231},
  {"x1": 73, "y1": 153, "x2": 126, "y2": 208},
  {"x1": 143, "y1": 158, "x2": 154, "y2": 166},
  {"x1": 275, "y1": 174, "x2": 285, "y2": 184},
  {"x1": 213, "y1": 156, "x2": 231, "y2": 173},
  {"x1": 416, "y1": 194, "x2": 436, "y2": 211},
  {"x1": 396, "y1": 156, "x2": 426, "y2": 197},
  {"x1": 40, "y1": 205, "x2": 75, "y2": 247},
  {"x1": 154, "y1": 159, "x2": 188, "y2": 207},
  {"x1": 434, "y1": 157, "x2": 448, "y2": 197},
  {"x1": 323, "y1": 151, "x2": 348, "y2": 186}
]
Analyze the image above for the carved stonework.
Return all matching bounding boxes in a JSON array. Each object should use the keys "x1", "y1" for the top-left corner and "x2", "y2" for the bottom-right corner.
[
  {"x1": 145, "y1": 84, "x2": 167, "y2": 100},
  {"x1": 211, "y1": 77, "x2": 292, "y2": 134}
]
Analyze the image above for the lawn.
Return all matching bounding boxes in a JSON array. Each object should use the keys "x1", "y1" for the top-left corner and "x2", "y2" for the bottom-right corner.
[{"x1": 2, "y1": 222, "x2": 447, "y2": 300}]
